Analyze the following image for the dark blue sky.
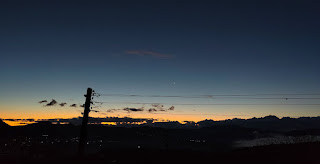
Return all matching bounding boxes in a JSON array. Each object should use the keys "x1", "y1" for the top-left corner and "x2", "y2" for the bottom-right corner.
[{"x1": 1, "y1": 0, "x2": 320, "y2": 121}]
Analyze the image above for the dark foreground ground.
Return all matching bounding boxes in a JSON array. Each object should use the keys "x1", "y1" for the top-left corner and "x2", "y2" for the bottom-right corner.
[
  {"x1": 1, "y1": 121, "x2": 320, "y2": 164},
  {"x1": 1, "y1": 142, "x2": 319, "y2": 164}
]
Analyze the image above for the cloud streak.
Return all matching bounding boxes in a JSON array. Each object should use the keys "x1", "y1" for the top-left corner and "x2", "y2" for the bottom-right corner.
[
  {"x1": 147, "y1": 104, "x2": 175, "y2": 113},
  {"x1": 126, "y1": 50, "x2": 173, "y2": 59},
  {"x1": 123, "y1": 107, "x2": 144, "y2": 112},
  {"x1": 38, "y1": 100, "x2": 47, "y2": 104},
  {"x1": 70, "y1": 104, "x2": 77, "y2": 107},
  {"x1": 104, "y1": 104, "x2": 175, "y2": 113}
]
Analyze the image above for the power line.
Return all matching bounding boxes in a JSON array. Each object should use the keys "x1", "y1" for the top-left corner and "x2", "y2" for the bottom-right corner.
[
  {"x1": 94, "y1": 93, "x2": 320, "y2": 99},
  {"x1": 96, "y1": 93, "x2": 320, "y2": 96},
  {"x1": 94, "y1": 101, "x2": 320, "y2": 106},
  {"x1": 244, "y1": 98, "x2": 320, "y2": 100},
  {"x1": 155, "y1": 113, "x2": 247, "y2": 116},
  {"x1": 103, "y1": 112, "x2": 247, "y2": 116}
]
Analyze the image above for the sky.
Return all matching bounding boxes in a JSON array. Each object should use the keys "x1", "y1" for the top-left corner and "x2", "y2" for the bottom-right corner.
[{"x1": 1, "y1": 0, "x2": 320, "y2": 125}]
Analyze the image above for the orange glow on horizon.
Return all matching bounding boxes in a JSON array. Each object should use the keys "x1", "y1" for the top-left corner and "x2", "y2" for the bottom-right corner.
[
  {"x1": 4, "y1": 105, "x2": 304, "y2": 126},
  {"x1": 1, "y1": 111, "x2": 251, "y2": 126}
]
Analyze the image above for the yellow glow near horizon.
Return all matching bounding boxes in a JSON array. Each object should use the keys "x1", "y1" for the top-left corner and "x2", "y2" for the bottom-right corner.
[
  {"x1": 3, "y1": 120, "x2": 37, "y2": 126},
  {"x1": 101, "y1": 122, "x2": 117, "y2": 125}
]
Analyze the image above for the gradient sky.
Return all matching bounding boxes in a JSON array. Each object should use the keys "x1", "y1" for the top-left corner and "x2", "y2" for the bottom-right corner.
[{"x1": 1, "y1": 0, "x2": 320, "y2": 124}]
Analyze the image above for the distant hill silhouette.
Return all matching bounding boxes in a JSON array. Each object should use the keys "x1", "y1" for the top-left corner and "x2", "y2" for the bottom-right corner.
[
  {"x1": 197, "y1": 115, "x2": 320, "y2": 131},
  {"x1": 0, "y1": 119, "x2": 9, "y2": 128},
  {"x1": 2, "y1": 116, "x2": 320, "y2": 131},
  {"x1": 0, "y1": 119, "x2": 9, "y2": 138}
]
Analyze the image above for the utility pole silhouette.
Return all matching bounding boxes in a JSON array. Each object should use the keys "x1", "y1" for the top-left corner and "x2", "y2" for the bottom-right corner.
[{"x1": 78, "y1": 88, "x2": 93, "y2": 156}]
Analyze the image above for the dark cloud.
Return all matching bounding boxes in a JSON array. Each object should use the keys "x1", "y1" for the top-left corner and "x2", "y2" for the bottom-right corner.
[
  {"x1": 147, "y1": 105, "x2": 175, "y2": 112},
  {"x1": 99, "y1": 117, "x2": 153, "y2": 123},
  {"x1": 80, "y1": 104, "x2": 85, "y2": 107},
  {"x1": 149, "y1": 104, "x2": 164, "y2": 112},
  {"x1": 45, "y1": 99, "x2": 57, "y2": 106},
  {"x1": 59, "y1": 102, "x2": 67, "y2": 107},
  {"x1": 126, "y1": 50, "x2": 173, "y2": 59},
  {"x1": 38, "y1": 100, "x2": 47, "y2": 104},
  {"x1": 152, "y1": 104, "x2": 164, "y2": 108},
  {"x1": 168, "y1": 106, "x2": 175, "y2": 111},
  {"x1": 106, "y1": 105, "x2": 174, "y2": 113},
  {"x1": 148, "y1": 108, "x2": 157, "y2": 112},
  {"x1": 3, "y1": 119, "x2": 34, "y2": 122},
  {"x1": 123, "y1": 107, "x2": 144, "y2": 112},
  {"x1": 39, "y1": 100, "x2": 83, "y2": 108}
]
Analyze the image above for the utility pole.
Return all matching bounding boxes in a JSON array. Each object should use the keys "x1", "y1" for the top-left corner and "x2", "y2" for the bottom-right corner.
[{"x1": 78, "y1": 88, "x2": 93, "y2": 156}]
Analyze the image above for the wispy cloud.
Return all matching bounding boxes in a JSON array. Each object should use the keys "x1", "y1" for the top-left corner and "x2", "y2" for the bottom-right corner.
[
  {"x1": 106, "y1": 109, "x2": 118, "y2": 113},
  {"x1": 126, "y1": 50, "x2": 173, "y2": 59}
]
